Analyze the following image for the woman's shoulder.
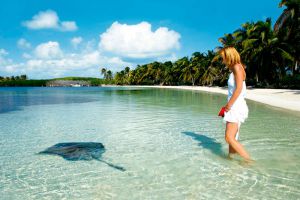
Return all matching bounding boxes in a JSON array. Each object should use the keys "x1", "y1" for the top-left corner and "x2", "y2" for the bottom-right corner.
[
  {"x1": 232, "y1": 63, "x2": 244, "y2": 70},
  {"x1": 232, "y1": 63, "x2": 246, "y2": 80}
]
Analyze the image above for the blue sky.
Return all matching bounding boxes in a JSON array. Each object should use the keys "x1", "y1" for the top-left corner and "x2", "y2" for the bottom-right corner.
[{"x1": 0, "y1": 0, "x2": 283, "y2": 79}]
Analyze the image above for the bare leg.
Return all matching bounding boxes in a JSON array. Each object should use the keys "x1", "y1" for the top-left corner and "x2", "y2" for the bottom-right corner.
[
  {"x1": 225, "y1": 122, "x2": 251, "y2": 160},
  {"x1": 229, "y1": 124, "x2": 238, "y2": 154},
  {"x1": 229, "y1": 145, "x2": 237, "y2": 154}
]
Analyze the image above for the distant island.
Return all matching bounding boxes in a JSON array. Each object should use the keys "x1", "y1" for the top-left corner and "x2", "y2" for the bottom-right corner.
[{"x1": 0, "y1": 76, "x2": 106, "y2": 87}]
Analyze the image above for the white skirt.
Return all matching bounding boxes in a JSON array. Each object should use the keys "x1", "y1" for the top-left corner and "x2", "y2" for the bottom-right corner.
[
  {"x1": 223, "y1": 100, "x2": 248, "y2": 140},
  {"x1": 223, "y1": 100, "x2": 248, "y2": 124}
]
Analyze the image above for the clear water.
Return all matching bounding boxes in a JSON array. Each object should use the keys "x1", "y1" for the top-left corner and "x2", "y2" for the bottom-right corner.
[{"x1": 0, "y1": 87, "x2": 299, "y2": 200}]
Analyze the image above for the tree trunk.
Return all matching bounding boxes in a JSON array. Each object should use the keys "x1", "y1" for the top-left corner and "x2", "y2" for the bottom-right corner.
[{"x1": 255, "y1": 72, "x2": 259, "y2": 83}]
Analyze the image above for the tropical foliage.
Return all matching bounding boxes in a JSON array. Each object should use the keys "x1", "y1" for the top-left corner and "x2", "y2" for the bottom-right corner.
[
  {"x1": 0, "y1": 79, "x2": 48, "y2": 87},
  {"x1": 0, "y1": 76, "x2": 107, "y2": 87},
  {"x1": 0, "y1": 75, "x2": 27, "y2": 81},
  {"x1": 104, "y1": 0, "x2": 300, "y2": 88}
]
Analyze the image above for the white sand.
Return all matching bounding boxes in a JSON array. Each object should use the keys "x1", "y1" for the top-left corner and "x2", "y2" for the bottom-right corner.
[{"x1": 128, "y1": 85, "x2": 300, "y2": 112}]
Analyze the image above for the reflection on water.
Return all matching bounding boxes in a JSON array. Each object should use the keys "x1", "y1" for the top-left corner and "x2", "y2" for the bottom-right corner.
[{"x1": 0, "y1": 87, "x2": 99, "y2": 113}]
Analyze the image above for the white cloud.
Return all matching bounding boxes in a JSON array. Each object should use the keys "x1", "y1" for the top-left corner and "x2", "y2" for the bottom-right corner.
[
  {"x1": 99, "y1": 21, "x2": 181, "y2": 58},
  {"x1": 23, "y1": 10, "x2": 58, "y2": 29},
  {"x1": 157, "y1": 53, "x2": 178, "y2": 62},
  {"x1": 22, "y1": 53, "x2": 32, "y2": 59},
  {"x1": 83, "y1": 39, "x2": 97, "y2": 52},
  {"x1": 22, "y1": 10, "x2": 78, "y2": 31},
  {"x1": 61, "y1": 21, "x2": 77, "y2": 31},
  {"x1": 1, "y1": 49, "x2": 132, "y2": 78},
  {"x1": 34, "y1": 41, "x2": 63, "y2": 59},
  {"x1": 0, "y1": 48, "x2": 8, "y2": 56},
  {"x1": 71, "y1": 37, "x2": 83, "y2": 48},
  {"x1": 0, "y1": 48, "x2": 13, "y2": 66},
  {"x1": 17, "y1": 38, "x2": 31, "y2": 49},
  {"x1": 27, "y1": 51, "x2": 131, "y2": 71}
]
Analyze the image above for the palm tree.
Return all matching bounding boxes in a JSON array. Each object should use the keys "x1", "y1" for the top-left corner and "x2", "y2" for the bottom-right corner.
[
  {"x1": 199, "y1": 50, "x2": 224, "y2": 86},
  {"x1": 274, "y1": 0, "x2": 300, "y2": 75},
  {"x1": 135, "y1": 65, "x2": 148, "y2": 84},
  {"x1": 218, "y1": 33, "x2": 236, "y2": 47},
  {"x1": 232, "y1": 22, "x2": 255, "y2": 52},
  {"x1": 101, "y1": 68, "x2": 107, "y2": 79},
  {"x1": 242, "y1": 18, "x2": 293, "y2": 84},
  {"x1": 114, "y1": 70, "x2": 126, "y2": 85},
  {"x1": 274, "y1": 0, "x2": 300, "y2": 35},
  {"x1": 124, "y1": 66, "x2": 130, "y2": 84},
  {"x1": 161, "y1": 61, "x2": 173, "y2": 85},
  {"x1": 190, "y1": 52, "x2": 208, "y2": 85},
  {"x1": 128, "y1": 70, "x2": 136, "y2": 84},
  {"x1": 177, "y1": 57, "x2": 196, "y2": 85},
  {"x1": 124, "y1": 67, "x2": 130, "y2": 75},
  {"x1": 106, "y1": 70, "x2": 113, "y2": 80},
  {"x1": 200, "y1": 65, "x2": 219, "y2": 86},
  {"x1": 20, "y1": 74, "x2": 27, "y2": 80}
]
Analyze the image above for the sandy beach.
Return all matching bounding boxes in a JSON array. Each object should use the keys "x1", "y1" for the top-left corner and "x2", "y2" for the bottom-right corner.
[{"x1": 127, "y1": 85, "x2": 300, "y2": 112}]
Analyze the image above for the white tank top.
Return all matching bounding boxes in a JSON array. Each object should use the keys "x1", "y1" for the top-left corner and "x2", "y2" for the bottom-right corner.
[{"x1": 227, "y1": 72, "x2": 247, "y2": 103}]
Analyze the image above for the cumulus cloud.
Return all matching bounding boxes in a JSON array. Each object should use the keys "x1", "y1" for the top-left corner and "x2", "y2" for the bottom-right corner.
[
  {"x1": 17, "y1": 38, "x2": 31, "y2": 49},
  {"x1": 157, "y1": 53, "x2": 178, "y2": 62},
  {"x1": 99, "y1": 21, "x2": 180, "y2": 58},
  {"x1": 34, "y1": 41, "x2": 63, "y2": 59},
  {"x1": 61, "y1": 21, "x2": 77, "y2": 31},
  {"x1": 0, "y1": 48, "x2": 8, "y2": 56},
  {"x1": 1, "y1": 45, "x2": 132, "y2": 78},
  {"x1": 22, "y1": 53, "x2": 32, "y2": 59},
  {"x1": 27, "y1": 51, "x2": 130, "y2": 71},
  {"x1": 0, "y1": 48, "x2": 13, "y2": 67},
  {"x1": 22, "y1": 10, "x2": 78, "y2": 31},
  {"x1": 71, "y1": 37, "x2": 83, "y2": 48}
]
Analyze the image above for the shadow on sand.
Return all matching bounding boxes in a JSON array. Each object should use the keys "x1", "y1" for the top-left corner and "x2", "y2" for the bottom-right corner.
[
  {"x1": 182, "y1": 131, "x2": 226, "y2": 158},
  {"x1": 182, "y1": 132, "x2": 255, "y2": 166}
]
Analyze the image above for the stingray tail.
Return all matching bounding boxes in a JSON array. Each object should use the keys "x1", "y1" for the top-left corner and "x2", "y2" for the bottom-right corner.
[{"x1": 97, "y1": 159, "x2": 126, "y2": 172}]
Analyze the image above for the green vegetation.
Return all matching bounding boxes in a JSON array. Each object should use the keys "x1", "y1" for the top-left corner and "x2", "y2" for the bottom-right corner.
[
  {"x1": 0, "y1": 74, "x2": 48, "y2": 86},
  {"x1": 53, "y1": 77, "x2": 108, "y2": 86},
  {"x1": 0, "y1": 75, "x2": 28, "y2": 81},
  {"x1": 0, "y1": 76, "x2": 106, "y2": 87},
  {"x1": 0, "y1": 79, "x2": 48, "y2": 87},
  {"x1": 104, "y1": 0, "x2": 300, "y2": 89}
]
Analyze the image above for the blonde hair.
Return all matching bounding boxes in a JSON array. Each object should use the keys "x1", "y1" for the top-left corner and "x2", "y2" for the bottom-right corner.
[{"x1": 219, "y1": 46, "x2": 243, "y2": 68}]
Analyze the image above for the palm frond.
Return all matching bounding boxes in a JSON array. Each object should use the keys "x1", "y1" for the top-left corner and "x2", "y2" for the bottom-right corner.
[
  {"x1": 274, "y1": 9, "x2": 291, "y2": 32},
  {"x1": 242, "y1": 39, "x2": 258, "y2": 49},
  {"x1": 279, "y1": 48, "x2": 294, "y2": 61}
]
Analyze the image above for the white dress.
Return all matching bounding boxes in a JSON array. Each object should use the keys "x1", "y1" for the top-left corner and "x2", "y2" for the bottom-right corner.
[{"x1": 224, "y1": 72, "x2": 249, "y2": 140}]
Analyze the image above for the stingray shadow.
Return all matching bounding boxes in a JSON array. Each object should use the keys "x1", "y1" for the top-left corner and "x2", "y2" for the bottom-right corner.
[
  {"x1": 182, "y1": 132, "x2": 225, "y2": 158},
  {"x1": 39, "y1": 142, "x2": 126, "y2": 171}
]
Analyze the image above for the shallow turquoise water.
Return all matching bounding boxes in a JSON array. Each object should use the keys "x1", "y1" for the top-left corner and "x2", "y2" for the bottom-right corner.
[{"x1": 0, "y1": 87, "x2": 299, "y2": 200}]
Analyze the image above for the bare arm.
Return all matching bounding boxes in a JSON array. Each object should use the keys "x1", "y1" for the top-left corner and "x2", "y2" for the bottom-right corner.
[{"x1": 225, "y1": 64, "x2": 244, "y2": 111}]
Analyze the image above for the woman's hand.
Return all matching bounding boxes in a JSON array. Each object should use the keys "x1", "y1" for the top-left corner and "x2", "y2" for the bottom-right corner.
[{"x1": 224, "y1": 104, "x2": 231, "y2": 112}]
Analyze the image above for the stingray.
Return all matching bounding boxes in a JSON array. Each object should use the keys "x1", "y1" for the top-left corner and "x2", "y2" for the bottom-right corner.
[{"x1": 39, "y1": 142, "x2": 125, "y2": 171}]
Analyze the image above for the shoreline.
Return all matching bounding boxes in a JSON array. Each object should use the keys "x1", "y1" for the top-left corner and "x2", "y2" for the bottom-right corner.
[
  {"x1": 2, "y1": 85, "x2": 299, "y2": 112},
  {"x1": 119, "y1": 85, "x2": 300, "y2": 112}
]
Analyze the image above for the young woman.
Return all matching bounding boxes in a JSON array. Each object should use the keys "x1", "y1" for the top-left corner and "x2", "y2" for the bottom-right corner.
[{"x1": 219, "y1": 47, "x2": 251, "y2": 161}]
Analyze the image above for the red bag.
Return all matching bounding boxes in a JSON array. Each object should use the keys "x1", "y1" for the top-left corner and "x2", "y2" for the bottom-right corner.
[{"x1": 218, "y1": 107, "x2": 226, "y2": 117}]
